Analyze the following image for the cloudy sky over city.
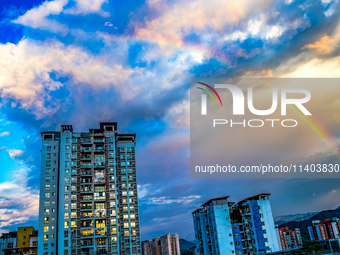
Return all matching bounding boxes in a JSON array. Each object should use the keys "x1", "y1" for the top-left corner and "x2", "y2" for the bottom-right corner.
[{"x1": 0, "y1": 0, "x2": 340, "y2": 240}]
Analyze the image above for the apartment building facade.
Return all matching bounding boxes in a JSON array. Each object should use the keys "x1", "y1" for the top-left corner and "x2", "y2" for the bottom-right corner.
[
  {"x1": 38, "y1": 122, "x2": 141, "y2": 255},
  {"x1": 308, "y1": 218, "x2": 340, "y2": 241},
  {"x1": 192, "y1": 194, "x2": 280, "y2": 255},
  {"x1": 276, "y1": 227, "x2": 302, "y2": 250},
  {"x1": 143, "y1": 233, "x2": 180, "y2": 255}
]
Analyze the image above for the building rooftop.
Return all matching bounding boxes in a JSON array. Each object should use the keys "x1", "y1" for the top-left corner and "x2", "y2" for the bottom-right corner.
[{"x1": 237, "y1": 193, "x2": 271, "y2": 205}]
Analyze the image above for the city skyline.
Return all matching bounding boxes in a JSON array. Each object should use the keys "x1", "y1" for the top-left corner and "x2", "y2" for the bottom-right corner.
[{"x1": 1, "y1": 0, "x2": 340, "y2": 243}]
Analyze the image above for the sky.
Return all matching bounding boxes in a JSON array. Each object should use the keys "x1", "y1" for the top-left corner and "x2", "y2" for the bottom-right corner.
[{"x1": 0, "y1": 0, "x2": 340, "y2": 241}]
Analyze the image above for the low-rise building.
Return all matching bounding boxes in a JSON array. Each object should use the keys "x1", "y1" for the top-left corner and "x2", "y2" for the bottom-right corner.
[
  {"x1": 0, "y1": 227, "x2": 37, "y2": 255},
  {"x1": 276, "y1": 226, "x2": 302, "y2": 250},
  {"x1": 308, "y1": 218, "x2": 340, "y2": 241}
]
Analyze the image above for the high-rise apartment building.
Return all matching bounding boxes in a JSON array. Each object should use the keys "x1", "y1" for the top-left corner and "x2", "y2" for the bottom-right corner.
[
  {"x1": 192, "y1": 194, "x2": 280, "y2": 255},
  {"x1": 143, "y1": 233, "x2": 180, "y2": 255},
  {"x1": 38, "y1": 122, "x2": 141, "y2": 255}
]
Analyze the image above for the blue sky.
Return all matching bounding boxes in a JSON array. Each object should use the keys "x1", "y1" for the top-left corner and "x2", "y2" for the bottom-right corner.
[{"x1": 1, "y1": 0, "x2": 340, "y2": 241}]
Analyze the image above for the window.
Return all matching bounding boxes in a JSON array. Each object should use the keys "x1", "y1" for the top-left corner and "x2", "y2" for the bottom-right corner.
[
  {"x1": 43, "y1": 235, "x2": 49, "y2": 241},
  {"x1": 47, "y1": 146, "x2": 51, "y2": 151},
  {"x1": 46, "y1": 161, "x2": 51, "y2": 167},
  {"x1": 44, "y1": 209, "x2": 50, "y2": 215},
  {"x1": 44, "y1": 217, "x2": 49, "y2": 224},
  {"x1": 44, "y1": 226, "x2": 49, "y2": 232},
  {"x1": 124, "y1": 231, "x2": 129, "y2": 237},
  {"x1": 64, "y1": 221, "x2": 69, "y2": 229},
  {"x1": 95, "y1": 203, "x2": 105, "y2": 209},
  {"x1": 44, "y1": 200, "x2": 50, "y2": 206},
  {"x1": 45, "y1": 184, "x2": 51, "y2": 190}
]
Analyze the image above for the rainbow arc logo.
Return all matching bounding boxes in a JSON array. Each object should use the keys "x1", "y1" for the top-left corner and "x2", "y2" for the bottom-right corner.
[{"x1": 196, "y1": 82, "x2": 223, "y2": 106}]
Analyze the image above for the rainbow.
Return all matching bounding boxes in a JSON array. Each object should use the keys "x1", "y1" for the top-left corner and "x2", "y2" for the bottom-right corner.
[{"x1": 289, "y1": 105, "x2": 339, "y2": 156}]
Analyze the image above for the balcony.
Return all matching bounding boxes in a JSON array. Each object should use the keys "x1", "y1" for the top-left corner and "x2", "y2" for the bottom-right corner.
[
  {"x1": 81, "y1": 139, "x2": 92, "y2": 144},
  {"x1": 80, "y1": 239, "x2": 94, "y2": 247},
  {"x1": 81, "y1": 212, "x2": 94, "y2": 219},
  {"x1": 81, "y1": 187, "x2": 93, "y2": 193},
  {"x1": 81, "y1": 170, "x2": 92, "y2": 176},
  {"x1": 94, "y1": 139, "x2": 104, "y2": 143},
  {"x1": 94, "y1": 178, "x2": 106, "y2": 184},
  {"x1": 81, "y1": 163, "x2": 93, "y2": 168},
  {"x1": 81, "y1": 155, "x2": 92, "y2": 161},
  {"x1": 81, "y1": 204, "x2": 93, "y2": 210}
]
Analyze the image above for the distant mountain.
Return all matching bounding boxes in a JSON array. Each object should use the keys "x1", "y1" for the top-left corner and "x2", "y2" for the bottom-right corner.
[
  {"x1": 179, "y1": 238, "x2": 195, "y2": 252},
  {"x1": 279, "y1": 207, "x2": 340, "y2": 238},
  {"x1": 275, "y1": 211, "x2": 318, "y2": 225}
]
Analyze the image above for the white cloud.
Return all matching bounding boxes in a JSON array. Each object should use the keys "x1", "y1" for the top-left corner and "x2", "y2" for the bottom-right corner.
[
  {"x1": 147, "y1": 195, "x2": 201, "y2": 205},
  {"x1": 13, "y1": 0, "x2": 110, "y2": 34},
  {"x1": 12, "y1": 0, "x2": 69, "y2": 34},
  {"x1": 0, "y1": 131, "x2": 10, "y2": 137},
  {"x1": 282, "y1": 56, "x2": 340, "y2": 77},
  {"x1": 7, "y1": 149, "x2": 24, "y2": 159},
  {"x1": 0, "y1": 168, "x2": 39, "y2": 233},
  {"x1": 135, "y1": 0, "x2": 273, "y2": 46},
  {"x1": 0, "y1": 39, "x2": 137, "y2": 118},
  {"x1": 65, "y1": 0, "x2": 109, "y2": 16}
]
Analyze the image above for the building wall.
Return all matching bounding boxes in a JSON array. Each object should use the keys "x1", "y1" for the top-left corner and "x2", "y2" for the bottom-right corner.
[
  {"x1": 257, "y1": 200, "x2": 280, "y2": 253},
  {"x1": 38, "y1": 132, "x2": 60, "y2": 255},
  {"x1": 17, "y1": 227, "x2": 34, "y2": 248},
  {"x1": 213, "y1": 203, "x2": 234, "y2": 254},
  {"x1": 38, "y1": 123, "x2": 141, "y2": 255}
]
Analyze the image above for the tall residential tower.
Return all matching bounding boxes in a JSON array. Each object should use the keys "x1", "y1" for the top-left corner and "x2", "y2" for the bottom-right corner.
[{"x1": 38, "y1": 122, "x2": 141, "y2": 255}]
